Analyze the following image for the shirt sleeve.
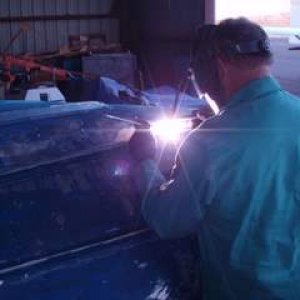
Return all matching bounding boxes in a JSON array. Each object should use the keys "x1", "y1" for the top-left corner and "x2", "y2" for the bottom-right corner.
[{"x1": 135, "y1": 132, "x2": 212, "y2": 239}]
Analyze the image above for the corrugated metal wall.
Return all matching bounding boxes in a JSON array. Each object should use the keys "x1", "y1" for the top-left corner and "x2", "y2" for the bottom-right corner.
[{"x1": 0, "y1": 0, "x2": 119, "y2": 55}]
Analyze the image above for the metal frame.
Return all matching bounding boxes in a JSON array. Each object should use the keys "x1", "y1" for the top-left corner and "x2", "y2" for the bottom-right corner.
[
  {"x1": 0, "y1": 14, "x2": 118, "y2": 23},
  {"x1": 205, "y1": 0, "x2": 215, "y2": 24}
]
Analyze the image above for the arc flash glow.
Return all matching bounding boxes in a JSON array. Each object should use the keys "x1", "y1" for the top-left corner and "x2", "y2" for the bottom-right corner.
[{"x1": 150, "y1": 118, "x2": 192, "y2": 143}]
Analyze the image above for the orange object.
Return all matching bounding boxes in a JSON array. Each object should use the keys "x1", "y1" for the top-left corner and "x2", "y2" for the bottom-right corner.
[{"x1": 3, "y1": 55, "x2": 69, "y2": 81}]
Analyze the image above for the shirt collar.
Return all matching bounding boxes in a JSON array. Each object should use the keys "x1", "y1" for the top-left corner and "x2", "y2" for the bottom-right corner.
[{"x1": 223, "y1": 76, "x2": 282, "y2": 111}]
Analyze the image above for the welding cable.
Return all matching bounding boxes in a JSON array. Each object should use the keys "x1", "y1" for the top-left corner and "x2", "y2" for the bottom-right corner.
[{"x1": 172, "y1": 73, "x2": 191, "y2": 116}]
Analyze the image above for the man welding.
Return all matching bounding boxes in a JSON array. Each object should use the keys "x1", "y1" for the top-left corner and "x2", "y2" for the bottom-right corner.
[{"x1": 129, "y1": 18, "x2": 300, "y2": 299}]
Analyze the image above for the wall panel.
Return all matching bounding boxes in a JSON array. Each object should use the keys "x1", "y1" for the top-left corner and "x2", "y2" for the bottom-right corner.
[
  {"x1": 0, "y1": 0, "x2": 118, "y2": 54},
  {"x1": 127, "y1": 0, "x2": 206, "y2": 86},
  {"x1": 56, "y1": 0, "x2": 68, "y2": 50},
  {"x1": 0, "y1": 1, "x2": 12, "y2": 53}
]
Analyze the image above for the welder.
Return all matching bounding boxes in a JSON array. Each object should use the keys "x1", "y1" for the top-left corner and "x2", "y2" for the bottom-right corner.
[{"x1": 129, "y1": 18, "x2": 300, "y2": 299}]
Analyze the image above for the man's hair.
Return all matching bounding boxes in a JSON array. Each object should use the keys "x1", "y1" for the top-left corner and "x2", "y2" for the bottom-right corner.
[{"x1": 215, "y1": 18, "x2": 273, "y2": 68}]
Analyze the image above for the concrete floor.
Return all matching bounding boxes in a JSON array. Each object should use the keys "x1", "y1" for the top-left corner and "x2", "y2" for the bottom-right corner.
[{"x1": 271, "y1": 38, "x2": 300, "y2": 96}]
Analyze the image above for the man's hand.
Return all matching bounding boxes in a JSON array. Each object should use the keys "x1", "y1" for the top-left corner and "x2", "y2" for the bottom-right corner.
[{"x1": 128, "y1": 126, "x2": 156, "y2": 162}]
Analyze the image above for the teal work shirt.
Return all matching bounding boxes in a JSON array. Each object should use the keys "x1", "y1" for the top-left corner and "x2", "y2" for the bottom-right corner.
[{"x1": 136, "y1": 76, "x2": 300, "y2": 300}]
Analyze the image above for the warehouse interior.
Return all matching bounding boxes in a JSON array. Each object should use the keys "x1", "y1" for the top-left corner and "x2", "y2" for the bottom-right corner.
[
  {"x1": 1, "y1": 1, "x2": 300, "y2": 299},
  {"x1": 0, "y1": 0, "x2": 212, "y2": 101}
]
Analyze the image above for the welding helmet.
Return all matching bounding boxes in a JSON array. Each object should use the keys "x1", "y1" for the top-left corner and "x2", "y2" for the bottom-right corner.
[{"x1": 191, "y1": 18, "x2": 272, "y2": 106}]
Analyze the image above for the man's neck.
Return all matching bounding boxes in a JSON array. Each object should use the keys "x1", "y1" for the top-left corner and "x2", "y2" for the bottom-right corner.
[{"x1": 224, "y1": 66, "x2": 271, "y2": 100}]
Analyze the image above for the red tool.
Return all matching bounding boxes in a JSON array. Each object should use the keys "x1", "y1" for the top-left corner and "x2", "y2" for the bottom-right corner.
[{"x1": 0, "y1": 23, "x2": 96, "y2": 89}]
